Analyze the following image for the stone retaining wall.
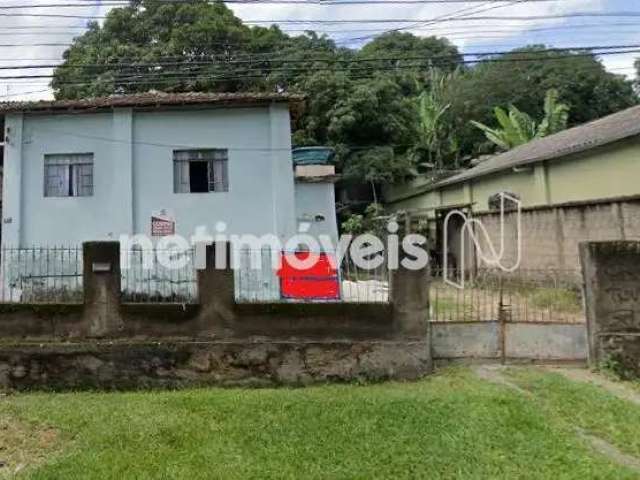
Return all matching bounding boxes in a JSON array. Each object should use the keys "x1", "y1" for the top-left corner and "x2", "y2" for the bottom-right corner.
[{"x1": 0, "y1": 340, "x2": 430, "y2": 390}]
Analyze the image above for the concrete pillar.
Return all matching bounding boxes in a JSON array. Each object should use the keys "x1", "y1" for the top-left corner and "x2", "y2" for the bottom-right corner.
[
  {"x1": 580, "y1": 241, "x2": 640, "y2": 375},
  {"x1": 2, "y1": 113, "x2": 23, "y2": 246},
  {"x1": 269, "y1": 103, "x2": 296, "y2": 243},
  {"x1": 83, "y1": 241, "x2": 123, "y2": 337},
  {"x1": 463, "y1": 182, "x2": 472, "y2": 205},
  {"x1": 112, "y1": 108, "x2": 134, "y2": 235},
  {"x1": 391, "y1": 252, "x2": 430, "y2": 339},
  {"x1": 533, "y1": 162, "x2": 551, "y2": 205},
  {"x1": 196, "y1": 242, "x2": 236, "y2": 332},
  {"x1": 555, "y1": 208, "x2": 566, "y2": 270}
]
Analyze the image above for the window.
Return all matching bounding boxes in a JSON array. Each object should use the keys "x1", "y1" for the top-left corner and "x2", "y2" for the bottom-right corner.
[
  {"x1": 44, "y1": 153, "x2": 94, "y2": 197},
  {"x1": 173, "y1": 149, "x2": 228, "y2": 193}
]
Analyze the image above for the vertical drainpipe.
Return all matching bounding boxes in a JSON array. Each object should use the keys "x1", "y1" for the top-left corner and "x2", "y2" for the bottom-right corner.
[{"x1": 2, "y1": 113, "x2": 23, "y2": 247}]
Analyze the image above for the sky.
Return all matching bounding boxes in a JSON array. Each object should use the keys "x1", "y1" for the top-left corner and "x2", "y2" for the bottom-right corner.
[{"x1": 1, "y1": 0, "x2": 639, "y2": 100}]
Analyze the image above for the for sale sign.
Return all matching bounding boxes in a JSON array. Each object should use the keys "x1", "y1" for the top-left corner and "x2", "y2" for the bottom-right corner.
[{"x1": 151, "y1": 209, "x2": 175, "y2": 237}]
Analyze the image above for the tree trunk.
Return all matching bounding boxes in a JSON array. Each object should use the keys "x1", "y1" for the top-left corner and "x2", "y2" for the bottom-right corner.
[{"x1": 370, "y1": 180, "x2": 377, "y2": 204}]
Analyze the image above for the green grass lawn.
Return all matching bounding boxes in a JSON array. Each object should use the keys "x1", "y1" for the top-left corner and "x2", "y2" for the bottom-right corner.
[{"x1": 2, "y1": 367, "x2": 640, "y2": 479}]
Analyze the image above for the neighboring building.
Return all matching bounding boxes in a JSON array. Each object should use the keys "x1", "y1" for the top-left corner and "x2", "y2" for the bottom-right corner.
[
  {"x1": 385, "y1": 104, "x2": 640, "y2": 278},
  {"x1": 292, "y1": 147, "x2": 339, "y2": 242},
  {"x1": 0, "y1": 92, "x2": 337, "y2": 249}
]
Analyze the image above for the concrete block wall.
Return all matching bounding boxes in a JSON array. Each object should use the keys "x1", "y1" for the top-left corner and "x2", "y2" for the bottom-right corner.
[{"x1": 472, "y1": 198, "x2": 640, "y2": 280}]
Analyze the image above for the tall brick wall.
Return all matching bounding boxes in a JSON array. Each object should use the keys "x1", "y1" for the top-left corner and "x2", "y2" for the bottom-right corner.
[{"x1": 466, "y1": 198, "x2": 640, "y2": 281}]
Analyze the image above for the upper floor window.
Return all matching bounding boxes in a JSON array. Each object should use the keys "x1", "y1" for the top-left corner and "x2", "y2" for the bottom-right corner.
[
  {"x1": 173, "y1": 149, "x2": 228, "y2": 193},
  {"x1": 44, "y1": 153, "x2": 94, "y2": 197}
]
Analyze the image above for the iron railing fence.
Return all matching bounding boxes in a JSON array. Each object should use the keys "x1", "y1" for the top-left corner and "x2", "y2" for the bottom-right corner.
[
  {"x1": 429, "y1": 267, "x2": 584, "y2": 323},
  {"x1": 234, "y1": 248, "x2": 390, "y2": 304},
  {"x1": 0, "y1": 246, "x2": 83, "y2": 303},
  {"x1": 120, "y1": 248, "x2": 198, "y2": 303}
]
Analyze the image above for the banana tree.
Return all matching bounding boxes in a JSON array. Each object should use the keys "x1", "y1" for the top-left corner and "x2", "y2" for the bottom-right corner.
[
  {"x1": 414, "y1": 68, "x2": 460, "y2": 169},
  {"x1": 471, "y1": 89, "x2": 569, "y2": 151}
]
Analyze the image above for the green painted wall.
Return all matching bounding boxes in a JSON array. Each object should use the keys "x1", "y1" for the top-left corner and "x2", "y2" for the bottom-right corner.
[
  {"x1": 385, "y1": 137, "x2": 640, "y2": 214},
  {"x1": 384, "y1": 190, "x2": 441, "y2": 220},
  {"x1": 441, "y1": 185, "x2": 467, "y2": 206},
  {"x1": 546, "y1": 139, "x2": 640, "y2": 204},
  {"x1": 469, "y1": 169, "x2": 540, "y2": 210}
]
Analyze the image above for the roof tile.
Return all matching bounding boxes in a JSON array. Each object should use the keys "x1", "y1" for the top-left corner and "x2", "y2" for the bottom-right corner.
[
  {"x1": 437, "y1": 104, "x2": 640, "y2": 187},
  {"x1": 0, "y1": 91, "x2": 305, "y2": 113}
]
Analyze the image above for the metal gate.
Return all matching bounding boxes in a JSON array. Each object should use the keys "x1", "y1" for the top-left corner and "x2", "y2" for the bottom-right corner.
[{"x1": 429, "y1": 267, "x2": 585, "y2": 324}]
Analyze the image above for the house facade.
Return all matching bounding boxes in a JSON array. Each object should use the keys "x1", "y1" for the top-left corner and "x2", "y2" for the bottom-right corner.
[
  {"x1": 0, "y1": 92, "x2": 338, "y2": 250},
  {"x1": 384, "y1": 104, "x2": 640, "y2": 278}
]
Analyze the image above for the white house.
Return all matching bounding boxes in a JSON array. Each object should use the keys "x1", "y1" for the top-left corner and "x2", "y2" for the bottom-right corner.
[{"x1": 0, "y1": 92, "x2": 339, "y2": 249}]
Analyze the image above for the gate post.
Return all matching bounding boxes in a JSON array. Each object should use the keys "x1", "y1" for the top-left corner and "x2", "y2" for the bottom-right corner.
[
  {"x1": 498, "y1": 274, "x2": 507, "y2": 364},
  {"x1": 196, "y1": 241, "x2": 236, "y2": 332},
  {"x1": 82, "y1": 241, "x2": 123, "y2": 337},
  {"x1": 391, "y1": 251, "x2": 430, "y2": 339},
  {"x1": 580, "y1": 241, "x2": 640, "y2": 376}
]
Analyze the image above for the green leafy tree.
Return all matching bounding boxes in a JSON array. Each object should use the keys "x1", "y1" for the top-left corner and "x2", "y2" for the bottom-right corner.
[
  {"x1": 343, "y1": 146, "x2": 414, "y2": 204},
  {"x1": 470, "y1": 89, "x2": 569, "y2": 150},
  {"x1": 52, "y1": 0, "x2": 342, "y2": 98},
  {"x1": 537, "y1": 88, "x2": 570, "y2": 136},
  {"x1": 448, "y1": 46, "x2": 636, "y2": 156},
  {"x1": 323, "y1": 75, "x2": 419, "y2": 201},
  {"x1": 291, "y1": 71, "x2": 353, "y2": 146},
  {"x1": 358, "y1": 32, "x2": 463, "y2": 73},
  {"x1": 413, "y1": 68, "x2": 461, "y2": 169},
  {"x1": 341, "y1": 203, "x2": 386, "y2": 236}
]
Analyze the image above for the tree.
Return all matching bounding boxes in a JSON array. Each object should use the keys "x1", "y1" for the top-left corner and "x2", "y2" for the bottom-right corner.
[
  {"x1": 470, "y1": 89, "x2": 569, "y2": 150},
  {"x1": 537, "y1": 88, "x2": 570, "y2": 137},
  {"x1": 413, "y1": 68, "x2": 461, "y2": 169},
  {"x1": 291, "y1": 71, "x2": 353, "y2": 146},
  {"x1": 52, "y1": 0, "x2": 343, "y2": 98},
  {"x1": 358, "y1": 32, "x2": 463, "y2": 73},
  {"x1": 342, "y1": 146, "x2": 414, "y2": 204},
  {"x1": 53, "y1": 1, "x2": 250, "y2": 98},
  {"x1": 447, "y1": 46, "x2": 636, "y2": 157}
]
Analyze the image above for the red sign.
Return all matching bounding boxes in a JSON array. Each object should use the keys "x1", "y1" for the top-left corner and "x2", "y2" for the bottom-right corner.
[
  {"x1": 278, "y1": 252, "x2": 340, "y2": 300},
  {"x1": 151, "y1": 216, "x2": 175, "y2": 236}
]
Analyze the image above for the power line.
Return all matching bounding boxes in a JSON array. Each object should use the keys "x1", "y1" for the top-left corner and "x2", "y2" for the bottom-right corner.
[
  {"x1": 4, "y1": 19, "x2": 640, "y2": 34},
  {"x1": 247, "y1": 13, "x2": 640, "y2": 24},
  {"x1": 0, "y1": 88, "x2": 51, "y2": 98},
  {"x1": 9, "y1": 9, "x2": 640, "y2": 22},
  {"x1": 0, "y1": 47, "x2": 632, "y2": 87},
  {"x1": 0, "y1": 0, "x2": 558, "y2": 6},
  {"x1": 30, "y1": 124, "x2": 453, "y2": 153},
  {"x1": 282, "y1": 20, "x2": 640, "y2": 34},
  {"x1": 335, "y1": 0, "x2": 525, "y2": 44},
  {"x1": 0, "y1": 43, "x2": 635, "y2": 75}
]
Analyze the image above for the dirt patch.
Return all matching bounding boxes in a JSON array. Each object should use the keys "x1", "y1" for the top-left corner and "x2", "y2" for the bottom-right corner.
[
  {"x1": 472, "y1": 365, "x2": 531, "y2": 395},
  {"x1": 545, "y1": 367, "x2": 640, "y2": 406},
  {"x1": 0, "y1": 414, "x2": 59, "y2": 478},
  {"x1": 576, "y1": 428, "x2": 640, "y2": 473}
]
